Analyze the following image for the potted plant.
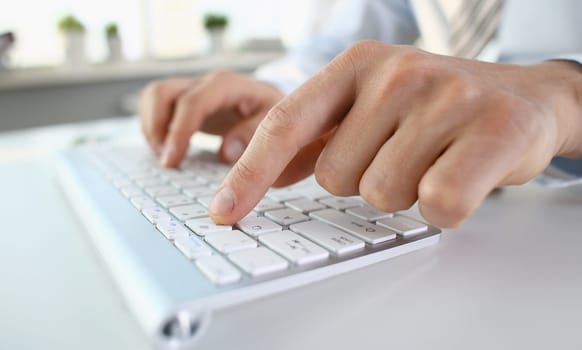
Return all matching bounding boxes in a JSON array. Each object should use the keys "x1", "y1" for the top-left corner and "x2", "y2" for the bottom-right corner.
[
  {"x1": 105, "y1": 22, "x2": 123, "y2": 62},
  {"x1": 204, "y1": 13, "x2": 228, "y2": 53},
  {"x1": 58, "y1": 15, "x2": 86, "y2": 66},
  {"x1": 0, "y1": 32, "x2": 15, "y2": 72}
]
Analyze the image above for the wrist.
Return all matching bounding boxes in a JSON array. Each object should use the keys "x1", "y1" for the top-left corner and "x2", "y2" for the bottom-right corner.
[{"x1": 531, "y1": 60, "x2": 582, "y2": 158}]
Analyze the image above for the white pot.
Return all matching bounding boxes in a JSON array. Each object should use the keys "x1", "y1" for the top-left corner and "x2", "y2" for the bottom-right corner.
[
  {"x1": 63, "y1": 31, "x2": 86, "y2": 67},
  {"x1": 106, "y1": 36, "x2": 124, "y2": 62},
  {"x1": 208, "y1": 28, "x2": 225, "y2": 53}
]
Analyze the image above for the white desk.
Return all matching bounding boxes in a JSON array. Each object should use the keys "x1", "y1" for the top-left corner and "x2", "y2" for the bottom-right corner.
[{"x1": 1, "y1": 118, "x2": 581, "y2": 350}]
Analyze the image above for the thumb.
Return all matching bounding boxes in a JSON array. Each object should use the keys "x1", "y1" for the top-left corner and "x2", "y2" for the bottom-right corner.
[{"x1": 219, "y1": 114, "x2": 262, "y2": 164}]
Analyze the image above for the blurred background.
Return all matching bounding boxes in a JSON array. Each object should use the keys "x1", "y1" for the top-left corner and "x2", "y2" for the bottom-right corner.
[{"x1": 0, "y1": 0, "x2": 336, "y2": 131}]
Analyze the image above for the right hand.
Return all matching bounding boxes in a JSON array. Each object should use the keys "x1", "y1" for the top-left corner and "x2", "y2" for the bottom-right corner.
[{"x1": 139, "y1": 70, "x2": 284, "y2": 168}]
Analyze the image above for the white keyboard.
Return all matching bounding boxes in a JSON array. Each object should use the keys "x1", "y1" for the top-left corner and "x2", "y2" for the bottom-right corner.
[
  {"x1": 84, "y1": 145, "x2": 440, "y2": 287},
  {"x1": 57, "y1": 142, "x2": 441, "y2": 346}
]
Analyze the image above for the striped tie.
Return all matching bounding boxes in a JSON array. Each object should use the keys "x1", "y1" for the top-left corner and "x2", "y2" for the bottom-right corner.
[{"x1": 447, "y1": 0, "x2": 505, "y2": 58}]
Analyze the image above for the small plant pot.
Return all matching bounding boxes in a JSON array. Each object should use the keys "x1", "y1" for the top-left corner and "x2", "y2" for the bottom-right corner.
[
  {"x1": 63, "y1": 31, "x2": 86, "y2": 67},
  {"x1": 208, "y1": 28, "x2": 226, "y2": 54},
  {"x1": 107, "y1": 36, "x2": 124, "y2": 62}
]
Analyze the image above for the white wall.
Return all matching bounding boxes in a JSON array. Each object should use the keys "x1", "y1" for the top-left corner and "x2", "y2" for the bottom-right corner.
[{"x1": 0, "y1": 0, "x2": 334, "y2": 67}]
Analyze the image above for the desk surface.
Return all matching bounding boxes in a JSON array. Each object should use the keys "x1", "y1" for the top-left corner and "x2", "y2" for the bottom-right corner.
[{"x1": 1, "y1": 119, "x2": 581, "y2": 350}]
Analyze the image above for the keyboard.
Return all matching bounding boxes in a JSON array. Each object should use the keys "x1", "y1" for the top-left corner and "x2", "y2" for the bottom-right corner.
[{"x1": 57, "y1": 142, "x2": 441, "y2": 348}]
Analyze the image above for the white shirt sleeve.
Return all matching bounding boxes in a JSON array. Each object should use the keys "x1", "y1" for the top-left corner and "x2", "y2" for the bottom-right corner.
[
  {"x1": 554, "y1": 55, "x2": 582, "y2": 64},
  {"x1": 254, "y1": 0, "x2": 419, "y2": 95}
]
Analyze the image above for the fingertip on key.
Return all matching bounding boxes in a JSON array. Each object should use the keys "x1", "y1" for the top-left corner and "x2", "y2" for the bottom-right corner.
[{"x1": 209, "y1": 186, "x2": 235, "y2": 222}]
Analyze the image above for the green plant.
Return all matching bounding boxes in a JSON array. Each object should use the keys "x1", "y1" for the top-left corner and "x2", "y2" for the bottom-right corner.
[
  {"x1": 58, "y1": 15, "x2": 85, "y2": 33},
  {"x1": 105, "y1": 23, "x2": 119, "y2": 38},
  {"x1": 204, "y1": 14, "x2": 228, "y2": 30}
]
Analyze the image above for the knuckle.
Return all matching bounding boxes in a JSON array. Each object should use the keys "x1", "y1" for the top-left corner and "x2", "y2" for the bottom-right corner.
[
  {"x1": 390, "y1": 49, "x2": 432, "y2": 75},
  {"x1": 346, "y1": 40, "x2": 385, "y2": 59},
  {"x1": 258, "y1": 103, "x2": 299, "y2": 145},
  {"x1": 175, "y1": 88, "x2": 199, "y2": 113},
  {"x1": 314, "y1": 160, "x2": 348, "y2": 196},
  {"x1": 142, "y1": 80, "x2": 164, "y2": 99},
  {"x1": 447, "y1": 74, "x2": 481, "y2": 103},
  {"x1": 141, "y1": 79, "x2": 173, "y2": 108},
  {"x1": 359, "y1": 180, "x2": 391, "y2": 212},
  {"x1": 418, "y1": 177, "x2": 471, "y2": 227},
  {"x1": 232, "y1": 157, "x2": 264, "y2": 184},
  {"x1": 379, "y1": 49, "x2": 435, "y2": 97},
  {"x1": 334, "y1": 40, "x2": 387, "y2": 76},
  {"x1": 359, "y1": 176, "x2": 416, "y2": 212}
]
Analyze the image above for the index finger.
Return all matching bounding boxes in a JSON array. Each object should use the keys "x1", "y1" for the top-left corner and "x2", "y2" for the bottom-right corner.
[
  {"x1": 139, "y1": 78, "x2": 194, "y2": 155},
  {"x1": 208, "y1": 54, "x2": 358, "y2": 224}
]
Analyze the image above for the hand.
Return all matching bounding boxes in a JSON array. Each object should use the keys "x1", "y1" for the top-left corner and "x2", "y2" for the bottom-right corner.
[
  {"x1": 209, "y1": 41, "x2": 582, "y2": 228},
  {"x1": 140, "y1": 70, "x2": 283, "y2": 167}
]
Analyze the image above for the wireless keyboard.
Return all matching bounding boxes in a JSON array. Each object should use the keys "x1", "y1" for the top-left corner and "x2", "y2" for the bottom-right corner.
[{"x1": 57, "y1": 142, "x2": 441, "y2": 349}]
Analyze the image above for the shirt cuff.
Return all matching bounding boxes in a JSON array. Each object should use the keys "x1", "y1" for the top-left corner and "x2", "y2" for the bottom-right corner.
[{"x1": 536, "y1": 158, "x2": 582, "y2": 188}]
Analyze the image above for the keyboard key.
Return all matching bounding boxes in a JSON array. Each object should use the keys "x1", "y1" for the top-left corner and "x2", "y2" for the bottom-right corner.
[
  {"x1": 310, "y1": 209, "x2": 396, "y2": 244},
  {"x1": 229, "y1": 247, "x2": 288, "y2": 277},
  {"x1": 197, "y1": 168, "x2": 228, "y2": 179},
  {"x1": 145, "y1": 185, "x2": 180, "y2": 197},
  {"x1": 174, "y1": 235, "x2": 213, "y2": 259},
  {"x1": 237, "y1": 215, "x2": 282, "y2": 237},
  {"x1": 183, "y1": 186, "x2": 214, "y2": 198},
  {"x1": 196, "y1": 195, "x2": 214, "y2": 208},
  {"x1": 186, "y1": 217, "x2": 232, "y2": 236},
  {"x1": 170, "y1": 177, "x2": 207, "y2": 189},
  {"x1": 377, "y1": 215, "x2": 428, "y2": 237},
  {"x1": 112, "y1": 177, "x2": 132, "y2": 189},
  {"x1": 156, "y1": 194, "x2": 194, "y2": 208},
  {"x1": 169, "y1": 204, "x2": 208, "y2": 221},
  {"x1": 159, "y1": 169, "x2": 186, "y2": 180},
  {"x1": 285, "y1": 198, "x2": 326, "y2": 213},
  {"x1": 266, "y1": 187, "x2": 302, "y2": 202},
  {"x1": 253, "y1": 198, "x2": 285, "y2": 213},
  {"x1": 195, "y1": 255, "x2": 241, "y2": 285},
  {"x1": 265, "y1": 208, "x2": 310, "y2": 226},
  {"x1": 120, "y1": 185, "x2": 142, "y2": 198},
  {"x1": 142, "y1": 206, "x2": 173, "y2": 224},
  {"x1": 259, "y1": 230, "x2": 329, "y2": 265},
  {"x1": 346, "y1": 204, "x2": 393, "y2": 221},
  {"x1": 135, "y1": 177, "x2": 165, "y2": 188},
  {"x1": 102, "y1": 169, "x2": 121, "y2": 181},
  {"x1": 290, "y1": 220, "x2": 365, "y2": 256},
  {"x1": 156, "y1": 220, "x2": 191, "y2": 240},
  {"x1": 298, "y1": 186, "x2": 332, "y2": 200},
  {"x1": 204, "y1": 230, "x2": 257, "y2": 254},
  {"x1": 125, "y1": 170, "x2": 155, "y2": 181},
  {"x1": 319, "y1": 197, "x2": 363, "y2": 210},
  {"x1": 130, "y1": 195, "x2": 157, "y2": 210}
]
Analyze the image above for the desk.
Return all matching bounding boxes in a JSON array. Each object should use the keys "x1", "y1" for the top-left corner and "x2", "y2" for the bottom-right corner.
[{"x1": 1, "y1": 118, "x2": 581, "y2": 350}]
